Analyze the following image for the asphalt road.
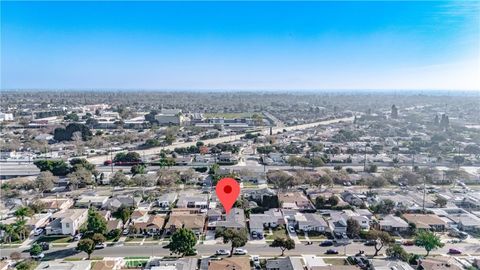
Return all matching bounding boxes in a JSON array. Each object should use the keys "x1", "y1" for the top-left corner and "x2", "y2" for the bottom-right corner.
[
  {"x1": 2, "y1": 241, "x2": 480, "y2": 260},
  {"x1": 85, "y1": 117, "x2": 354, "y2": 165}
]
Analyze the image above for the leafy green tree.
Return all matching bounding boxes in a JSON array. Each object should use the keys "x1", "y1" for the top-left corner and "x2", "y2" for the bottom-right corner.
[
  {"x1": 131, "y1": 164, "x2": 146, "y2": 176},
  {"x1": 114, "y1": 206, "x2": 133, "y2": 225},
  {"x1": 68, "y1": 168, "x2": 93, "y2": 189},
  {"x1": 218, "y1": 228, "x2": 248, "y2": 257},
  {"x1": 34, "y1": 160, "x2": 70, "y2": 176},
  {"x1": 386, "y1": 244, "x2": 409, "y2": 261},
  {"x1": 64, "y1": 113, "x2": 79, "y2": 121},
  {"x1": 310, "y1": 157, "x2": 324, "y2": 167},
  {"x1": 415, "y1": 230, "x2": 444, "y2": 256},
  {"x1": 366, "y1": 229, "x2": 394, "y2": 256},
  {"x1": 347, "y1": 218, "x2": 361, "y2": 238},
  {"x1": 91, "y1": 233, "x2": 106, "y2": 245},
  {"x1": 113, "y1": 152, "x2": 142, "y2": 163},
  {"x1": 54, "y1": 123, "x2": 92, "y2": 141},
  {"x1": 77, "y1": 238, "x2": 95, "y2": 259},
  {"x1": 29, "y1": 243, "x2": 43, "y2": 256},
  {"x1": 85, "y1": 209, "x2": 107, "y2": 235},
  {"x1": 434, "y1": 195, "x2": 448, "y2": 208},
  {"x1": 169, "y1": 228, "x2": 197, "y2": 257},
  {"x1": 371, "y1": 199, "x2": 395, "y2": 214},
  {"x1": 14, "y1": 207, "x2": 33, "y2": 221},
  {"x1": 270, "y1": 237, "x2": 295, "y2": 256},
  {"x1": 14, "y1": 260, "x2": 37, "y2": 270},
  {"x1": 110, "y1": 170, "x2": 130, "y2": 187},
  {"x1": 69, "y1": 158, "x2": 96, "y2": 173},
  {"x1": 267, "y1": 170, "x2": 294, "y2": 190}
]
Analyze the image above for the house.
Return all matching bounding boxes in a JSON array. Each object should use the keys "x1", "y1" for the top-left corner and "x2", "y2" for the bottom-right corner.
[
  {"x1": 378, "y1": 215, "x2": 409, "y2": 232},
  {"x1": 46, "y1": 209, "x2": 88, "y2": 236},
  {"x1": 369, "y1": 259, "x2": 414, "y2": 270},
  {"x1": 217, "y1": 152, "x2": 238, "y2": 165},
  {"x1": 243, "y1": 187, "x2": 276, "y2": 202},
  {"x1": 266, "y1": 257, "x2": 304, "y2": 270},
  {"x1": 35, "y1": 260, "x2": 92, "y2": 270},
  {"x1": 403, "y1": 214, "x2": 446, "y2": 231},
  {"x1": 341, "y1": 191, "x2": 365, "y2": 207},
  {"x1": 76, "y1": 195, "x2": 109, "y2": 208},
  {"x1": 431, "y1": 208, "x2": 480, "y2": 232},
  {"x1": 148, "y1": 258, "x2": 197, "y2": 270},
  {"x1": 343, "y1": 210, "x2": 370, "y2": 230},
  {"x1": 249, "y1": 209, "x2": 284, "y2": 235},
  {"x1": 215, "y1": 208, "x2": 246, "y2": 230},
  {"x1": 418, "y1": 257, "x2": 463, "y2": 270},
  {"x1": 130, "y1": 214, "x2": 165, "y2": 235},
  {"x1": 103, "y1": 195, "x2": 141, "y2": 211},
  {"x1": 302, "y1": 255, "x2": 329, "y2": 270},
  {"x1": 295, "y1": 213, "x2": 328, "y2": 232},
  {"x1": 156, "y1": 193, "x2": 177, "y2": 209},
  {"x1": 207, "y1": 257, "x2": 250, "y2": 270},
  {"x1": 166, "y1": 212, "x2": 205, "y2": 236},
  {"x1": 278, "y1": 192, "x2": 313, "y2": 210},
  {"x1": 26, "y1": 213, "x2": 52, "y2": 230},
  {"x1": 38, "y1": 197, "x2": 74, "y2": 211},
  {"x1": 327, "y1": 212, "x2": 348, "y2": 234},
  {"x1": 106, "y1": 219, "x2": 123, "y2": 233},
  {"x1": 176, "y1": 193, "x2": 209, "y2": 209}
]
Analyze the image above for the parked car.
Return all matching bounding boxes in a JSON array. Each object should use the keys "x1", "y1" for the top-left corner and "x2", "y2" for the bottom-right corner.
[
  {"x1": 325, "y1": 249, "x2": 339, "y2": 255},
  {"x1": 233, "y1": 248, "x2": 248, "y2": 255},
  {"x1": 448, "y1": 248, "x2": 462, "y2": 255},
  {"x1": 31, "y1": 253, "x2": 45, "y2": 260},
  {"x1": 74, "y1": 233, "x2": 83, "y2": 241},
  {"x1": 364, "y1": 240, "x2": 377, "y2": 246},
  {"x1": 33, "y1": 228, "x2": 44, "y2": 236},
  {"x1": 122, "y1": 229, "x2": 129, "y2": 236},
  {"x1": 216, "y1": 249, "x2": 230, "y2": 256},
  {"x1": 251, "y1": 255, "x2": 260, "y2": 268},
  {"x1": 320, "y1": 240, "x2": 334, "y2": 247},
  {"x1": 288, "y1": 226, "x2": 295, "y2": 233},
  {"x1": 403, "y1": 240, "x2": 415, "y2": 246},
  {"x1": 95, "y1": 243, "x2": 107, "y2": 249}
]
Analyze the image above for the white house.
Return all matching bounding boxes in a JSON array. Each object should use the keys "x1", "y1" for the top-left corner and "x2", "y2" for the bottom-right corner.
[{"x1": 46, "y1": 209, "x2": 88, "y2": 236}]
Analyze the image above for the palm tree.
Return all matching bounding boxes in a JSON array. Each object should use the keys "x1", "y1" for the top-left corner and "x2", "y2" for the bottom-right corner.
[
  {"x1": 0, "y1": 224, "x2": 19, "y2": 243},
  {"x1": 14, "y1": 207, "x2": 32, "y2": 221},
  {"x1": 14, "y1": 220, "x2": 28, "y2": 240}
]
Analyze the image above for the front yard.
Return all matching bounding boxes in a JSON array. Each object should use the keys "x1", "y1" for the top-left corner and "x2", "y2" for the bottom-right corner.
[
  {"x1": 265, "y1": 225, "x2": 287, "y2": 240},
  {"x1": 36, "y1": 235, "x2": 73, "y2": 243}
]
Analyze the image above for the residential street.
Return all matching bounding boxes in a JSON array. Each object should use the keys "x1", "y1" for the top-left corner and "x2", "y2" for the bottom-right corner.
[{"x1": 2, "y1": 241, "x2": 480, "y2": 259}]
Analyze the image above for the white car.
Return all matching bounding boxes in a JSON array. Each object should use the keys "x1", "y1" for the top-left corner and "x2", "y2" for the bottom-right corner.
[
  {"x1": 31, "y1": 253, "x2": 45, "y2": 260},
  {"x1": 288, "y1": 226, "x2": 295, "y2": 233},
  {"x1": 215, "y1": 249, "x2": 230, "y2": 256},
  {"x1": 33, "y1": 228, "x2": 44, "y2": 236},
  {"x1": 74, "y1": 233, "x2": 82, "y2": 241},
  {"x1": 233, "y1": 248, "x2": 248, "y2": 255},
  {"x1": 94, "y1": 243, "x2": 106, "y2": 249},
  {"x1": 251, "y1": 255, "x2": 260, "y2": 268}
]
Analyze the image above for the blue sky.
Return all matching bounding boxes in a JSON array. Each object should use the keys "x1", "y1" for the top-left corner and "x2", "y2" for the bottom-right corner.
[{"x1": 1, "y1": 1, "x2": 479, "y2": 90}]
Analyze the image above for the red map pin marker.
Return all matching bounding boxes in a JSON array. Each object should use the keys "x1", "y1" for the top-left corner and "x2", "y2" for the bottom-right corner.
[{"x1": 216, "y1": 177, "x2": 240, "y2": 214}]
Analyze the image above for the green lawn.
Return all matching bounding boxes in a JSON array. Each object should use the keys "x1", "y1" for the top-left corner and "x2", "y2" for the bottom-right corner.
[
  {"x1": 36, "y1": 236, "x2": 72, "y2": 243},
  {"x1": 266, "y1": 226, "x2": 287, "y2": 240},
  {"x1": 125, "y1": 260, "x2": 148, "y2": 268}
]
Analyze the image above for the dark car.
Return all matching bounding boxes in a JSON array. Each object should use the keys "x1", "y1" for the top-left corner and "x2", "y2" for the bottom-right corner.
[
  {"x1": 325, "y1": 249, "x2": 339, "y2": 255},
  {"x1": 320, "y1": 240, "x2": 334, "y2": 247},
  {"x1": 364, "y1": 240, "x2": 377, "y2": 246},
  {"x1": 38, "y1": 242, "x2": 50, "y2": 251},
  {"x1": 448, "y1": 248, "x2": 462, "y2": 254}
]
